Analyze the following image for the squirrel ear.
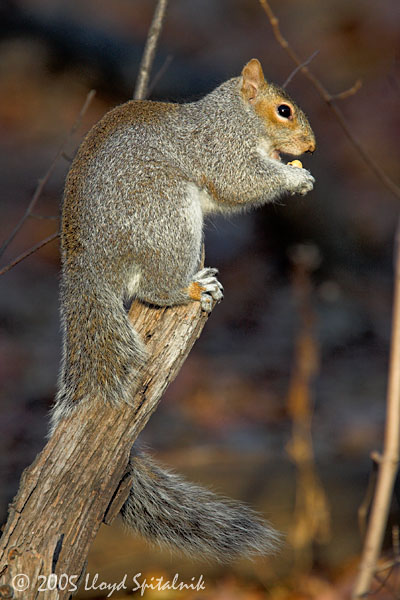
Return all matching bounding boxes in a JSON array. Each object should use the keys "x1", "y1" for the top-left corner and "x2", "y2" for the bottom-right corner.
[{"x1": 241, "y1": 59, "x2": 265, "y2": 103}]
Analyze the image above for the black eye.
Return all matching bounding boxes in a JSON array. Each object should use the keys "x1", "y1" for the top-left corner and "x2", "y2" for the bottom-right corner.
[{"x1": 277, "y1": 104, "x2": 292, "y2": 119}]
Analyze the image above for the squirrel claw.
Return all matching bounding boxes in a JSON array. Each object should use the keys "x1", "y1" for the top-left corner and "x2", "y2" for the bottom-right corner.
[{"x1": 193, "y1": 268, "x2": 224, "y2": 313}]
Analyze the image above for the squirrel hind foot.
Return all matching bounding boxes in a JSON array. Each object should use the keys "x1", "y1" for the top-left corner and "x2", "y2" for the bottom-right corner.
[{"x1": 187, "y1": 267, "x2": 224, "y2": 313}]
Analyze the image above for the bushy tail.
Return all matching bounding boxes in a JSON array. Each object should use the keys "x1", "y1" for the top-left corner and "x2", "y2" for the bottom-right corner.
[
  {"x1": 121, "y1": 450, "x2": 281, "y2": 562},
  {"x1": 50, "y1": 274, "x2": 147, "y2": 433}
]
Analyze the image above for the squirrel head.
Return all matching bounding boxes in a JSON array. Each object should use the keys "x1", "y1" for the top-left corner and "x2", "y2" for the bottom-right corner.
[{"x1": 240, "y1": 58, "x2": 316, "y2": 160}]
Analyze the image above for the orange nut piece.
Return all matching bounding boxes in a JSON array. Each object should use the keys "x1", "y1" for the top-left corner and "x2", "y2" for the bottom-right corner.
[{"x1": 287, "y1": 159, "x2": 303, "y2": 168}]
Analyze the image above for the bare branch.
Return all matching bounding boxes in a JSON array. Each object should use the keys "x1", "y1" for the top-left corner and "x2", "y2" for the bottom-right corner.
[
  {"x1": 376, "y1": 557, "x2": 400, "y2": 573},
  {"x1": 146, "y1": 53, "x2": 173, "y2": 98},
  {"x1": 133, "y1": 0, "x2": 169, "y2": 100},
  {"x1": 331, "y1": 78, "x2": 362, "y2": 101},
  {"x1": 258, "y1": 0, "x2": 400, "y2": 200},
  {"x1": 282, "y1": 50, "x2": 320, "y2": 89},
  {"x1": 286, "y1": 244, "x2": 330, "y2": 571},
  {"x1": 393, "y1": 524, "x2": 400, "y2": 557},
  {"x1": 61, "y1": 152, "x2": 73, "y2": 163},
  {"x1": 0, "y1": 294, "x2": 214, "y2": 599},
  {"x1": 352, "y1": 216, "x2": 400, "y2": 597},
  {"x1": 0, "y1": 90, "x2": 95, "y2": 259},
  {"x1": 357, "y1": 458, "x2": 378, "y2": 536},
  {"x1": 0, "y1": 232, "x2": 59, "y2": 276},
  {"x1": 30, "y1": 214, "x2": 59, "y2": 220},
  {"x1": 373, "y1": 572, "x2": 398, "y2": 599}
]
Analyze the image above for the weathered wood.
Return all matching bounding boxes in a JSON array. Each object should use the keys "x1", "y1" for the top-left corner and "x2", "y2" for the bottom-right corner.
[{"x1": 0, "y1": 297, "x2": 211, "y2": 599}]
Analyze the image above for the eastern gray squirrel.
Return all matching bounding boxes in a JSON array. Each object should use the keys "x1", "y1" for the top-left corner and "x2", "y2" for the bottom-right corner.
[{"x1": 50, "y1": 58, "x2": 315, "y2": 561}]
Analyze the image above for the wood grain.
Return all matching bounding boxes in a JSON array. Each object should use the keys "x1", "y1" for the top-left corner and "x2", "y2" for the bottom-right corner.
[{"x1": 0, "y1": 297, "x2": 212, "y2": 599}]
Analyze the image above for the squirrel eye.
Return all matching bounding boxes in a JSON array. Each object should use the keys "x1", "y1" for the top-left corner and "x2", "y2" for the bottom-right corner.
[{"x1": 277, "y1": 104, "x2": 292, "y2": 119}]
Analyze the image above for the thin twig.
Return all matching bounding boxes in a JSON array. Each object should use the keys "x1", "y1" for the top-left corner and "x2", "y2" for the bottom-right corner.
[
  {"x1": 133, "y1": 0, "x2": 169, "y2": 100},
  {"x1": 358, "y1": 457, "x2": 378, "y2": 536},
  {"x1": 258, "y1": 0, "x2": 400, "y2": 200},
  {"x1": 373, "y1": 572, "x2": 398, "y2": 599},
  {"x1": 286, "y1": 244, "x2": 331, "y2": 571},
  {"x1": 30, "y1": 214, "x2": 59, "y2": 220},
  {"x1": 0, "y1": 90, "x2": 95, "y2": 259},
  {"x1": 61, "y1": 152, "x2": 73, "y2": 163},
  {"x1": 146, "y1": 53, "x2": 173, "y2": 97},
  {"x1": 393, "y1": 525, "x2": 400, "y2": 557},
  {"x1": 332, "y1": 78, "x2": 362, "y2": 101},
  {"x1": 282, "y1": 50, "x2": 320, "y2": 89},
  {"x1": 376, "y1": 557, "x2": 400, "y2": 574},
  {"x1": 0, "y1": 231, "x2": 59, "y2": 276},
  {"x1": 352, "y1": 216, "x2": 400, "y2": 598}
]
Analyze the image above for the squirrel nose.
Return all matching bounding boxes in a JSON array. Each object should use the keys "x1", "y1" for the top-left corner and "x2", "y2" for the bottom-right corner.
[{"x1": 307, "y1": 139, "x2": 316, "y2": 153}]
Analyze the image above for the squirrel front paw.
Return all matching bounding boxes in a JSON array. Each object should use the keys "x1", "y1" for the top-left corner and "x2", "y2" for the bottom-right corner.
[
  {"x1": 188, "y1": 267, "x2": 224, "y2": 313},
  {"x1": 287, "y1": 166, "x2": 315, "y2": 196}
]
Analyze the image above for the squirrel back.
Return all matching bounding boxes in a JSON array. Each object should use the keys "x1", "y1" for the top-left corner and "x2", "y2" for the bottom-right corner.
[{"x1": 50, "y1": 58, "x2": 316, "y2": 561}]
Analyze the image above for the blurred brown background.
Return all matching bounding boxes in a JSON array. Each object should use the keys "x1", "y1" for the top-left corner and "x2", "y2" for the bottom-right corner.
[{"x1": 1, "y1": 0, "x2": 399, "y2": 597}]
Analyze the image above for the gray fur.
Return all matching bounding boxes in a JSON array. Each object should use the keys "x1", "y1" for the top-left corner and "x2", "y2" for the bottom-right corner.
[
  {"x1": 51, "y1": 60, "x2": 315, "y2": 559},
  {"x1": 121, "y1": 451, "x2": 281, "y2": 561}
]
